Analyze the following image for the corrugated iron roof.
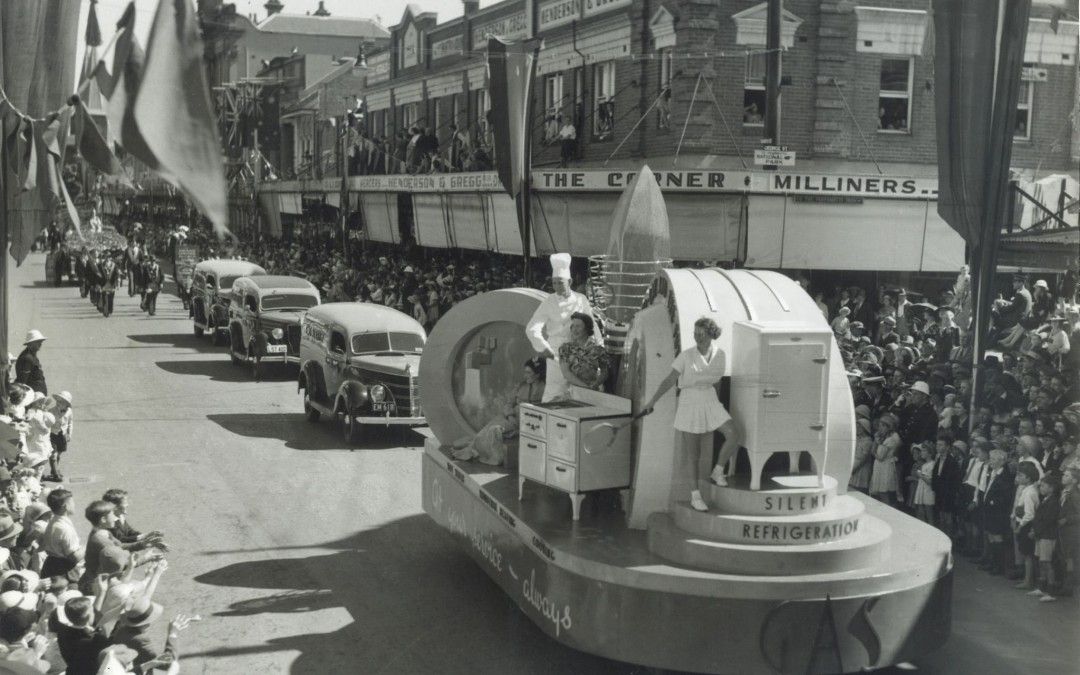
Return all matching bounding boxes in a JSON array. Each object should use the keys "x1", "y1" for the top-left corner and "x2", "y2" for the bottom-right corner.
[{"x1": 258, "y1": 13, "x2": 389, "y2": 39}]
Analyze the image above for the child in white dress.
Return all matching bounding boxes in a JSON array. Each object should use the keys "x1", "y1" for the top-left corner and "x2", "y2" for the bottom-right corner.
[{"x1": 912, "y1": 444, "x2": 936, "y2": 524}]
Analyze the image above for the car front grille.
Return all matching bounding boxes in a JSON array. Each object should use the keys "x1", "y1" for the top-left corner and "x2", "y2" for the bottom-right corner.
[
  {"x1": 357, "y1": 368, "x2": 422, "y2": 417},
  {"x1": 286, "y1": 325, "x2": 301, "y2": 353}
]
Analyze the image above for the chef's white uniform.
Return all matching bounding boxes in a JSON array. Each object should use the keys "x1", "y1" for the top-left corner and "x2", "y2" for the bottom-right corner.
[{"x1": 525, "y1": 291, "x2": 602, "y2": 402}]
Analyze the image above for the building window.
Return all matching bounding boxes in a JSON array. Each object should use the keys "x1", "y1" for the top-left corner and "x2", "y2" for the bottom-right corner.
[
  {"x1": 878, "y1": 57, "x2": 912, "y2": 133},
  {"x1": 543, "y1": 73, "x2": 564, "y2": 143},
  {"x1": 451, "y1": 94, "x2": 460, "y2": 129},
  {"x1": 743, "y1": 52, "x2": 766, "y2": 126},
  {"x1": 593, "y1": 61, "x2": 616, "y2": 140},
  {"x1": 432, "y1": 98, "x2": 441, "y2": 134},
  {"x1": 402, "y1": 102, "x2": 418, "y2": 130},
  {"x1": 1014, "y1": 80, "x2": 1033, "y2": 140},
  {"x1": 658, "y1": 48, "x2": 673, "y2": 130},
  {"x1": 475, "y1": 88, "x2": 491, "y2": 148}
]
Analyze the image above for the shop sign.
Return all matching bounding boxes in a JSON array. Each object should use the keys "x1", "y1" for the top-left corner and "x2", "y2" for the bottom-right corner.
[
  {"x1": 366, "y1": 52, "x2": 390, "y2": 84},
  {"x1": 582, "y1": 0, "x2": 632, "y2": 18},
  {"x1": 348, "y1": 172, "x2": 504, "y2": 192},
  {"x1": 754, "y1": 145, "x2": 796, "y2": 167},
  {"x1": 402, "y1": 24, "x2": 419, "y2": 68},
  {"x1": 534, "y1": 169, "x2": 940, "y2": 198},
  {"x1": 472, "y1": 12, "x2": 528, "y2": 45},
  {"x1": 432, "y1": 34, "x2": 465, "y2": 60},
  {"x1": 539, "y1": 0, "x2": 581, "y2": 31}
]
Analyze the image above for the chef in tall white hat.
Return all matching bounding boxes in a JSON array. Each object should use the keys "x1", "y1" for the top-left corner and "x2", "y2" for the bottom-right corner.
[{"x1": 525, "y1": 253, "x2": 602, "y2": 401}]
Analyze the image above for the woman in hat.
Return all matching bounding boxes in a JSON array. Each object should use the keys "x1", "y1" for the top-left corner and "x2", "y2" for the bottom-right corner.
[
  {"x1": 642, "y1": 317, "x2": 742, "y2": 511},
  {"x1": 869, "y1": 413, "x2": 902, "y2": 505}
]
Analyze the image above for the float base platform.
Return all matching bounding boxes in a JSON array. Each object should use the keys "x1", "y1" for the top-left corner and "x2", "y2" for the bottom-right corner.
[{"x1": 422, "y1": 439, "x2": 952, "y2": 674}]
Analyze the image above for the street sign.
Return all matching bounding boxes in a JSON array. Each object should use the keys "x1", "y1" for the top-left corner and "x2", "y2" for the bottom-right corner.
[{"x1": 754, "y1": 146, "x2": 796, "y2": 167}]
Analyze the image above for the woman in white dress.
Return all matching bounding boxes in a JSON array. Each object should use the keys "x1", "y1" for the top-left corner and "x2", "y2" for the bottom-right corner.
[
  {"x1": 642, "y1": 317, "x2": 742, "y2": 512},
  {"x1": 869, "y1": 413, "x2": 901, "y2": 505}
]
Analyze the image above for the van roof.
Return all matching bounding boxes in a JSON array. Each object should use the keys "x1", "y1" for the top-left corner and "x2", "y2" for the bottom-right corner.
[
  {"x1": 194, "y1": 259, "x2": 267, "y2": 276},
  {"x1": 237, "y1": 275, "x2": 317, "y2": 291},
  {"x1": 306, "y1": 302, "x2": 426, "y2": 335}
]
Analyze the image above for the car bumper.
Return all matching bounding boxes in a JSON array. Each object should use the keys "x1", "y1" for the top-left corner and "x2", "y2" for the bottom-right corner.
[{"x1": 354, "y1": 415, "x2": 426, "y2": 426}]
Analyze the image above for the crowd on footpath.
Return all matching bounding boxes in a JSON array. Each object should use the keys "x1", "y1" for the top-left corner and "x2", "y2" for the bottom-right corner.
[
  {"x1": 0, "y1": 329, "x2": 195, "y2": 674},
  {"x1": 46, "y1": 219, "x2": 166, "y2": 319},
  {"x1": 833, "y1": 264, "x2": 1080, "y2": 604}
]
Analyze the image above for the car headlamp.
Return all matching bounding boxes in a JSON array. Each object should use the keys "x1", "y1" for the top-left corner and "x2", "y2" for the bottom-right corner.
[
  {"x1": 271, "y1": 328, "x2": 284, "y2": 340},
  {"x1": 370, "y1": 384, "x2": 387, "y2": 403}
]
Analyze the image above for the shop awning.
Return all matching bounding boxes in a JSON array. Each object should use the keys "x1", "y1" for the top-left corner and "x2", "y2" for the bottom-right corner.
[
  {"x1": 258, "y1": 192, "x2": 282, "y2": 237},
  {"x1": 366, "y1": 89, "x2": 392, "y2": 112},
  {"x1": 746, "y1": 195, "x2": 965, "y2": 271},
  {"x1": 358, "y1": 193, "x2": 399, "y2": 244},
  {"x1": 278, "y1": 193, "x2": 303, "y2": 215},
  {"x1": 413, "y1": 194, "x2": 452, "y2": 248},
  {"x1": 394, "y1": 81, "x2": 424, "y2": 105},
  {"x1": 533, "y1": 193, "x2": 744, "y2": 260}
]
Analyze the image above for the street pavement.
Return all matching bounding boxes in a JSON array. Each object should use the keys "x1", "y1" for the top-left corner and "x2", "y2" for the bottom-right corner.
[{"x1": 7, "y1": 252, "x2": 1079, "y2": 675}]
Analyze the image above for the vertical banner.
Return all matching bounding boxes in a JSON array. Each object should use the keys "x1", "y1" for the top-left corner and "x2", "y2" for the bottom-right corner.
[{"x1": 487, "y1": 36, "x2": 543, "y2": 262}]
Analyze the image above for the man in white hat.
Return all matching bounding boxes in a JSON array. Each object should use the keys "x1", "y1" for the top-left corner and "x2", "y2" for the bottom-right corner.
[
  {"x1": 15, "y1": 330, "x2": 47, "y2": 395},
  {"x1": 526, "y1": 253, "x2": 602, "y2": 401},
  {"x1": 897, "y1": 380, "x2": 938, "y2": 494}
]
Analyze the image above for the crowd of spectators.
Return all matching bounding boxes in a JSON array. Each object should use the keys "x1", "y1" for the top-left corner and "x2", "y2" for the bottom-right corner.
[
  {"x1": 834, "y1": 266, "x2": 1080, "y2": 603},
  {"x1": 344, "y1": 123, "x2": 494, "y2": 177},
  {"x1": 0, "y1": 331, "x2": 192, "y2": 673}
]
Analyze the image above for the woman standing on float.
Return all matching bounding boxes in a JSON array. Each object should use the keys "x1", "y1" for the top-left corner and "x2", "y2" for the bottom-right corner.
[{"x1": 642, "y1": 317, "x2": 742, "y2": 512}]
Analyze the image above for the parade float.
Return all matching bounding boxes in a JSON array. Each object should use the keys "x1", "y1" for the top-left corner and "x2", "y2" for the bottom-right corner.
[{"x1": 418, "y1": 168, "x2": 952, "y2": 674}]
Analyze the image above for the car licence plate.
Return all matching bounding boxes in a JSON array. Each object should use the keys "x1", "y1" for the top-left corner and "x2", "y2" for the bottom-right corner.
[
  {"x1": 372, "y1": 401, "x2": 394, "y2": 413},
  {"x1": 266, "y1": 344, "x2": 287, "y2": 354}
]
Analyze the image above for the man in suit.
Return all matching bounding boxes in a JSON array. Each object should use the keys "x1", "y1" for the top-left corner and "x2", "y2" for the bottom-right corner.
[
  {"x1": 981, "y1": 448, "x2": 1015, "y2": 575},
  {"x1": 993, "y1": 272, "x2": 1032, "y2": 333},
  {"x1": 142, "y1": 259, "x2": 165, "y2": 316},
  {"x1": 99, "y1": 255, "x2": 120, "y2": 318},
  {"x1": 931, "y1": 438, "x2": 963, "y2": 535},
  {"x1": 124, "y1": 238, "x2": 142, "y2": 296}
]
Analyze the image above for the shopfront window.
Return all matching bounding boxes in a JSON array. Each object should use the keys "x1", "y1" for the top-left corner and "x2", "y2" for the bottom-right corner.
[
  {"x1": 593, "y1": 61, "x2": 616, "y2": 140},
  {"x1": 743, "y1": 52, "x2": 766, "y2": 126},
  {"x1": 402, "y1": 102, "x2": 418, "y2": 130},
  {"x1": 544, "y1": 73, "x2": 564, "y2": 143},
  {"x1": 1014, "y1": 80, "x2": 1033, "y2": 140},
  {"x1": 878, "y1": 58, "x2": 912, "y2": 133}
]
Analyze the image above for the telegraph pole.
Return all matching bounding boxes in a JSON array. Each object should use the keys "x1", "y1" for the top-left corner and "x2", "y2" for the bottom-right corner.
[{"x1": 764, "y1": 0, "x2": 782, "y2": 145}]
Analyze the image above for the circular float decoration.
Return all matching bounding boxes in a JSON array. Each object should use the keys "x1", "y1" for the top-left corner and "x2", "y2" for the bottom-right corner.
[{"x1": 419, "y1": 288, "x2": 547, "y2": 445}]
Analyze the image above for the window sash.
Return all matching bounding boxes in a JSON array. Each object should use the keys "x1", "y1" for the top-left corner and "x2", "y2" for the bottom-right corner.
[
  {"x1": 1014, "y1": 81, "x2": 1033, "y2": 140},
  {"x1": 877, "y1": 57, "x2": 913, "y2": 133}
]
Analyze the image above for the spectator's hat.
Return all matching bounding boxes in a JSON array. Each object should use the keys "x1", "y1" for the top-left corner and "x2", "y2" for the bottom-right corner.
[
  {"x1": 403, "y1": 266, "x2": 414, "y2": 273},
  {"x1": 854, "y1": 404, "x2": 872, "y2": 420},
  {"x1": 54, "y1": 391, "x2": 73, "y2": 407},
  {"x1": 856, "y1": 418, "x2": 872, "y2": 435},
  {"x1": 549, "y1": 253, "x2": 572, "y2": 280},
  {"x1": 901, "y1": 335, "x2": 914, "y2": 345},
  {"x1": 22, "y1": 329, "x2": 46, "y2": 344},
  {"x1": 0, "y1": 570, "x2": 37, "y2": 591},
  {"x1": 1012, "y1": 271, "x2": 1028, "y2": 282},
  {"x1": 98, "y1": 545, "x2": 132, "y2": 575},
  {"x1": 122, "y1": 596, "x2": 164, "y2": 628},
  {"x1": 54, "y1": 589, "x2": 90, "y2": 628},
  {"x1": 850, "y1": 321, "x2": 864, "y2": 330},
  {"x1": 1034, "y1": 279, "x2": 1048, "y2": 290},
  {"x1": 0, "y1": 590, "x2": 38, "y2": 612},
  {"x1": 98, "y1": 645, "x2": 140, "y2": 674},
  {"x1": 908, "y1": 380, "x2": 931, "y2": 396},
  {"x1": 838, "y1": 306, "x2": 851, "y2": 316},
  {"x1": 878, "y1": 412, "x2": 898, "y2": 429},
  {"x1": 882, "y1": 316, "x2": 897, "y2": 326},
  {"x1": 0, "y1": 513, "x2": 23, "y2": 546}
]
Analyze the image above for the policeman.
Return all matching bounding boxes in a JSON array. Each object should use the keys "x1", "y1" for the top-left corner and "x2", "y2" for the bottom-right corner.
[
  {"x1": 143, "y1": 258, "x2": 164, "y2": 316},
  {"x1": 99, "y1": 254, "x2": 120, "y2": 317}
]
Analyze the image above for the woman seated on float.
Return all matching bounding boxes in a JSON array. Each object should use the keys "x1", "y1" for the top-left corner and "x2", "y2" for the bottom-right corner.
[
  {"x1": 451, "y1": 358, "x2": 546, "y2": 466},
  {"x1": 642, "y1": 316, "x2": 742, "y2": 512},
  {"x1": 557, "y1": 312, "x2": 610, "y2": 392}
]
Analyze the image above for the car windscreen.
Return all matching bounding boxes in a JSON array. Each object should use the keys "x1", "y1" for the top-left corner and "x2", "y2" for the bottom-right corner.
[
  {"x1": 261, "y1": 294, "x2": 319, "y2": 311},
  {"x1": 351, "y1": 331, "x2": 424, "y2": 354},
  {"x1": 219, "y1": 275, "x2": 241, "y2": 289}
]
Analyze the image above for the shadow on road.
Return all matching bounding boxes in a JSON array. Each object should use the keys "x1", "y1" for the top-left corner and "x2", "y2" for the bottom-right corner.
[
  {"x1": 189, "y1": 515, "x2": 640, "y2": 674},
  {"x1": 206, "y1": 412, "x2": 425, "y2": 451},
  {"x1": 156, "y1": 359, "x2": 296, "y2": 383},
  {"x1": 130, "y1": 333, "x2": 227, "y2": 354}
]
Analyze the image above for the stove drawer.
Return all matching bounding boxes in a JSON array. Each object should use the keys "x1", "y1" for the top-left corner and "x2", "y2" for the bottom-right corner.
[
  {"x1": 546, "y1": 459, "x2": 577, "y2": 493},
  {"x1": 519, "y1": 438, "x2": 546, "y2": 483},
  {"x1": 546, "y1": 415, "x2": 576, "y2": 462},
  {"x1": 519, "y1": 407, "x2": 547, "y2": 440}
]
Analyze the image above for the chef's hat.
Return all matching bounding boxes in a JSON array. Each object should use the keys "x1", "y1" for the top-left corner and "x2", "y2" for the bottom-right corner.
[{"x1": 549, "y1": 253, "x2": 572, "y2": 280}]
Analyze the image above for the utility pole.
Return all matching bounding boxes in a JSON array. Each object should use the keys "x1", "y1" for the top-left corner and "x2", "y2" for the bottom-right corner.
[{"x1": 764, "y1": 0, "x2": 782, "y2": 145}]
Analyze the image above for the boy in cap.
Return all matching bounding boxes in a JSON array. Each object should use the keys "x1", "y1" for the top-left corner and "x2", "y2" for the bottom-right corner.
[
  {"x1": 55, "y1": 594, "x2": 111, "y2": 675},
  {"x1": 525, "y1": 253, "x2": 602, "y2": 401},
  {"x1": 45, "y1": 392, "x2": 72, "y2": 482},
  {"x1": 111, "y1": 597, "x2": 193, "y2": 674}
]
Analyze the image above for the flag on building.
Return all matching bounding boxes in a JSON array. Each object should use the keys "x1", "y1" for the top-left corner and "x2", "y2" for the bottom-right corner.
[
  {"x1": 933, "y1": 0, "x2": 1032, "y2": 246},
  {"x1": 133, "y1": 0, "x2": 228, "y2": 235},
  {"x1": 79, "y1": 0, "x2": 104, "y2": 112}
]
